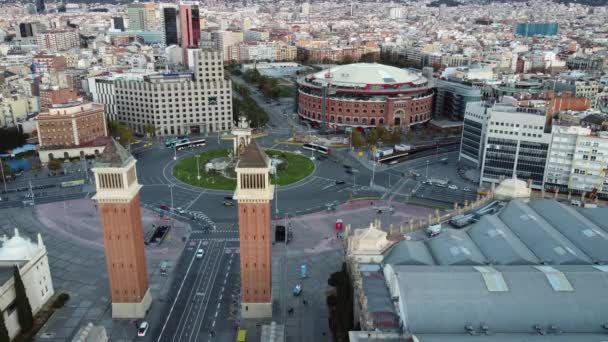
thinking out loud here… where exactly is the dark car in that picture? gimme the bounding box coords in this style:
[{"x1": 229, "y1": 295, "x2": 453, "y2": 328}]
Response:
[
  {"x1": 159, "y1": 204, "x2": 170, "y2": 211},
  {"x1": 345, "y1": 169, "x2": 353, "y2": 174},
  {"x1": 335, "y1": 180, "x2": 346, "y2": 185},
  {"x1": 224, "y1": 196, "x2": 234, "y2": 200}
]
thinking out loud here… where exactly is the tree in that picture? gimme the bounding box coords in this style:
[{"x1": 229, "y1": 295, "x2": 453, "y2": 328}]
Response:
[
  {"x1": 366, "y1": 128, "x2": 380, "y2": 146},
  {"x1": 350, "y1": 130, "x2": 365, "y2": 148},
  {"x1": 13, "y1": 266, "x2": 33, "y2": 332},
  {"x1": 388, "y1": 127, "x2": 402, "y2": 144},
  {"x1": 360, "y1": 52, "x2": 379, "y2": 63},
  {"x1": 143, "y1": 123, "x2": 157, "y2": 137},
  {"x1": 0, "y1": 127, "x2": 27, "y2": 153},
  {"x1": 0, "y1": 311, "x2": 9, "y2": 342},
  {"x1": 47, "y1": 158, "x2": 63, "y2": 171},
  {"x1": 108, "y1": 121, "x2": 135, "y2": 145}
]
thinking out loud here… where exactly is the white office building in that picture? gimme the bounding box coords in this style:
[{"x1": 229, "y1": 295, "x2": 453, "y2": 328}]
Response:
[
  {"x1": 91, "y1": 49, "x2": 232, "y2": 136},
  {"x1": 459, "y1": 98, "x2": 553, "y2": 189}
]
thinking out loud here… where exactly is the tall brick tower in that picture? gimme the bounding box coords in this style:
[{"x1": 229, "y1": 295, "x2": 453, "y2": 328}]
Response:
[
  {"x1": 93, "y1": 139, "x2": 152, "y2": 319},
  {"x1": 234, "y1": 141, "x2": 274, "y2": 318}
]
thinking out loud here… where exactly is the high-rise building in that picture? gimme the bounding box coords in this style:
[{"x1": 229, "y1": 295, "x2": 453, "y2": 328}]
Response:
[
  {"x1": 434, "y1": 78, "x2": 483, "y2": 120},
  {"x1": 474, "y1": 99, "x2": 552, "y2": 189},
  {"x1": 127, "y1": 2, "x2": 157, "y2": 31},
  {"x1": 35, "y1": 0, "x2": 45, "y2": 14},
  {"x1": 515, "y1": 22, "x2": 558, "y2": 37},
  {"x1": 545, "y1": 126, "x2": 608, "y2": 196},
  {"x1": 112, "y1": 17, "x2": 125, "y2": 32},
  {"x1": 92, "y1": 140, "x2": 152, "y2": 319},
  {"x1": 160, "y1": 4, "x2": 180, "y2": 47},
  {"x1": 36, "y1": 29, "x2": 79, "y2": 51},
  {"x1": 234, "y1": 140, "x2": 274, "y2": 318},
  {"x1": 179, "y1": 2, "x2": 201, "y2": 64},
  {"x1": 89, "y1": 49, "x2": 233, "y2": 136}
]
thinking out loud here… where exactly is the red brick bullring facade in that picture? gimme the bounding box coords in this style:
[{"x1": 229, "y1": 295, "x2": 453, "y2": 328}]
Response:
[{"x1": 296, "y1": 63, "x2": 434, "y2": 130}]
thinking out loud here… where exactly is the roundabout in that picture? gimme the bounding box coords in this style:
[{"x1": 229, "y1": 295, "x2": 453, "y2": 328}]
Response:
[{"x1": 173, "y1": 148, "x2": 315, "y2": 190}]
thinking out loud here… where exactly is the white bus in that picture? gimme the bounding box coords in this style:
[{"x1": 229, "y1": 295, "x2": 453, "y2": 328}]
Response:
[
  {"x1": 302, "y1": 143, "x2": 330, "y2": 155},
  {"x1": 175, "y1": 138, "x2": 206, "y2": 150}
]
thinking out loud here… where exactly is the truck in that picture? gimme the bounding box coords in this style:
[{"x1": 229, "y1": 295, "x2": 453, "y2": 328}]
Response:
[
  {"x1": 449, "y1": 214, "x2": 475, "y2": 228},
  {"x1": 394, "y1": 144, "x2": 412, "y2": 152},
  {"x1": 426, "y1": 224, "x2": 442, "y2": 237},
  {"x1": 374, "y1": 148, "x2": 394, "y2": 159}
]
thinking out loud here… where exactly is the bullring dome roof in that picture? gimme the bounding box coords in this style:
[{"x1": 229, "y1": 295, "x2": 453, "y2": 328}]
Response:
[{"x1": 311, "y1": 63, "x2": 427, "y2": 87}]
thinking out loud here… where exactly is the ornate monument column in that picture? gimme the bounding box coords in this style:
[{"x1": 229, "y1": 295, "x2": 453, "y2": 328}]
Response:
[
  {"x1": 232, "y1": 116, "x2": 253, "y2": 157},
  {"x1": 233, "y1": 140, "x2": 274, "y2": 318},
  {"x1": 92, "y1": 139, "x2": 152, "y2": 319}
]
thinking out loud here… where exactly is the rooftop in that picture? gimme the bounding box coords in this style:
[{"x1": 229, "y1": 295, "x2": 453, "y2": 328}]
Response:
[
  {"x1": 94, "y1": 138, "x2": 133, "y2": 168},
  {"x1": 237, "y1": 140, "x2": 269, "y2": 169},
  {"x1": 308, "y1": 63, "x2": 427, "y2": 87}
]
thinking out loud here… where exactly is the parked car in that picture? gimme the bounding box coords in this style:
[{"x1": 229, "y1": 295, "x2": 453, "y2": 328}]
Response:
[
  {"x1": 196, "y1": 249, "x2": 205, "y2": 259},
  {"x1": 335, "y1": 180, "x2": 346, "y2": 185},
  {"x1": 137, "y1": 322, "x2": 149, "y2": 337},
  {"x1": 159, "y1": 204, "x2": 170, "y2": 211},
  {"x1": 448, "y1": 184, "x2": 458, "y2": 190},
  {"x1": 223, "y1": 200, "x2": 234, "y2": 207}
]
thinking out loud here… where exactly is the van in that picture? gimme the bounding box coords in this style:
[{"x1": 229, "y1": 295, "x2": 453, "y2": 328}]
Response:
[{"x1": 571, "y1": 199, "x2": 582, "y2": 207}]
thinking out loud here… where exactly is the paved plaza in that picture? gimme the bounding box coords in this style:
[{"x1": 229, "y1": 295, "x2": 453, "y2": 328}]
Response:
[{"x1": 0, "y1": 199, "x2": 190, "y2": 341}]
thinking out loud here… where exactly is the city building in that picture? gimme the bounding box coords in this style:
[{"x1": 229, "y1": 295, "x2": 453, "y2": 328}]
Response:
[
  {"x1": 92, "y1": 139, "x2": 152, "y2": 319},
  {"x1": 39, "y1": 86, "x2": 79, "y2": 109},
  {"x1": 33, "y1": 53, "x2": 67, "y2": 73},
  {"x1": 515, "y1": 22, "x2": 558, "y2": 37},
  {"x1": 179, "y1": 2, "x2": 201, "y2": 64},
  {"x1": 347, "y1": 198, "x2": 608, "y2": 341},
  {"x1": 553, "y1": 78, "x2": 602, "y2": 106},
  {"x1": 234, "y1": 140, "x2": 274, "y2": 318},
  {"x1": 433, "y1": 78, "x2": 483, "y2": 120},
  {"x1": 112, "y1": 17, "x2": 125, "y2": 32},
  {"x1": 459, "y1": 101, "x2": 493, "y2": 168},
  {"x1": 478, "y1": 98, "x2": 552, "y2": 189},
  {"x1": 297, "y1": 63, "x2": 433, "y2": 130},
  {"x1": 160, "y1": 4, "x2": 180, "y2": 47},
  {"x1": 212, "y1": 30, "x2": 244, "y2": 62},
  {"x1": 127, "y1": 2, "x2": 157, "y2": 32},
  {"x1": 1, "y1": 93, "x2": 38, "y2": 127},
  {"x1": 35, "y1": 0, "x2": 45, "y2": 14},
  {"x1": 245, "y1": 29, "x2": 270, "y2": 42},
  {"x1": 36, "y1": 101, "x2": 108, "y2": 160},
  {"x1": 0, "y1": 229, "x2": 54, "y2": 340},
  {"x1": 101, "y1": 49, "x2": 232, "y2": 136},
  {"x1": 36, "y1": 29, "x2": 79, "y2": 52},
  {"x1": 545, "y1": 126, "x2": 608, "y2": 197}
]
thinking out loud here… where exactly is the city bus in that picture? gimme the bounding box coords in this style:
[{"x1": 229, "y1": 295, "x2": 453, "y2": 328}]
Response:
[
  {"x1": 302, "y1": 143, "x2": 330, "y2": 155},
  {"x1": 175, "y1": 138, "x2": 206, "y2": 150},
  {"x1": 165, "y1": 137, "x2": 190, "y2": 148},
  {"x1": 60, "y1": 179, "x2": 85, "y2": 188}
]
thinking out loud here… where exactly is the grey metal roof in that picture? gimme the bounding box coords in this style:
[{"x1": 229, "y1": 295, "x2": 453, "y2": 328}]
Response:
[
  {"x1": 389, "y1": 265, "x2": 608, "y2": 334},
  {"x1": 467, "y1": 215, "x2": 539, "y2": 265},
  {"x1": 361, "y1": 271, "x2": 400, "y2": 331},
  {"x1": 498, "y1": 200, "x2": 591, "y2": 265},
  {"x1": 528, "y1": 200, "x2": 608, "y2": 263},
  {"x1": 384, "y1": 240, "x2": 436, "y2": 266},
  {"x1": 577, "y1": 206, "x2": 608, "y2": 233},
  {"x1": 426, "y1": 229, "x2": 487, "y2": 265}
]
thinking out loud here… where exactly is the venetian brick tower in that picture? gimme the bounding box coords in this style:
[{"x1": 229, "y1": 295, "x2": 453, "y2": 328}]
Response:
[
  {"x1": 234, "y1": 140, "x2": 274, "y2": 318},
  {"x1": 92, "y1": 139, "x2": 152, "y2": 319}
]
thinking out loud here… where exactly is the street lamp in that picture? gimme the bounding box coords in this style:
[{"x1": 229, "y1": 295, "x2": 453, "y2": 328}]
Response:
[
  {"x1": 0, "y1": 158, "x2": 6, "y2": 192},
  {"x1": 426, "y1": 160, "x2": 430, "y2": 179},
  {"x1": 196, "y1": 155, "x2": 201, "y2": 181},
  {"x1": 173, "y1": 144, "x2": 177, "y2": 161}
]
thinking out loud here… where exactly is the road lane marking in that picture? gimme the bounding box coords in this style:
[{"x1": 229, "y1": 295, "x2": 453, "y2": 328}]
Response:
[{"x1": 157, "y1": 240, "x2": 202, "y2": 342}]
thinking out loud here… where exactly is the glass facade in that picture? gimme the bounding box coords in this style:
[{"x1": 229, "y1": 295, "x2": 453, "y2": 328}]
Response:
[
  {"x1": 515, "y1": 22, "x2": 558, "y2": 37},
  {"x1": 461, "y1": 119, "x2": 483, "y2": 162},
  {"x1": 162, "y1": 8, "x2": 179, "y2": 46},
  {"x1": 482, "y1": 138, "x2": 548, "y2": 186}
]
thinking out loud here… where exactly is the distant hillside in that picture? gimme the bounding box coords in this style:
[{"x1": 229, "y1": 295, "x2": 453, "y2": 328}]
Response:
[{"x1": 554, "y1": 0, "x2": 608, "y2": 5}]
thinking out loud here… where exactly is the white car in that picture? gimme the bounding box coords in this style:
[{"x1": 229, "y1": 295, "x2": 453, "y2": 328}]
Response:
[
  {"x1": 137, "y1": 321, "x2": 149, "y2": 337},
  {"x1": 196, "y1": 249, "x2": 205, "y2": 259},
  {"x1": 175, "y1": 207, "x2": 185, "y2": 214},
  {"x1": 448, "y1": 184, "x2": 458, "y2": 190}
]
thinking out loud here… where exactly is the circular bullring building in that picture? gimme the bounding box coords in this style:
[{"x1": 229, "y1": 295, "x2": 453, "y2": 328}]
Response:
[{"x1": 297, "y1": 63, "x2": 434, "y2": 130}]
